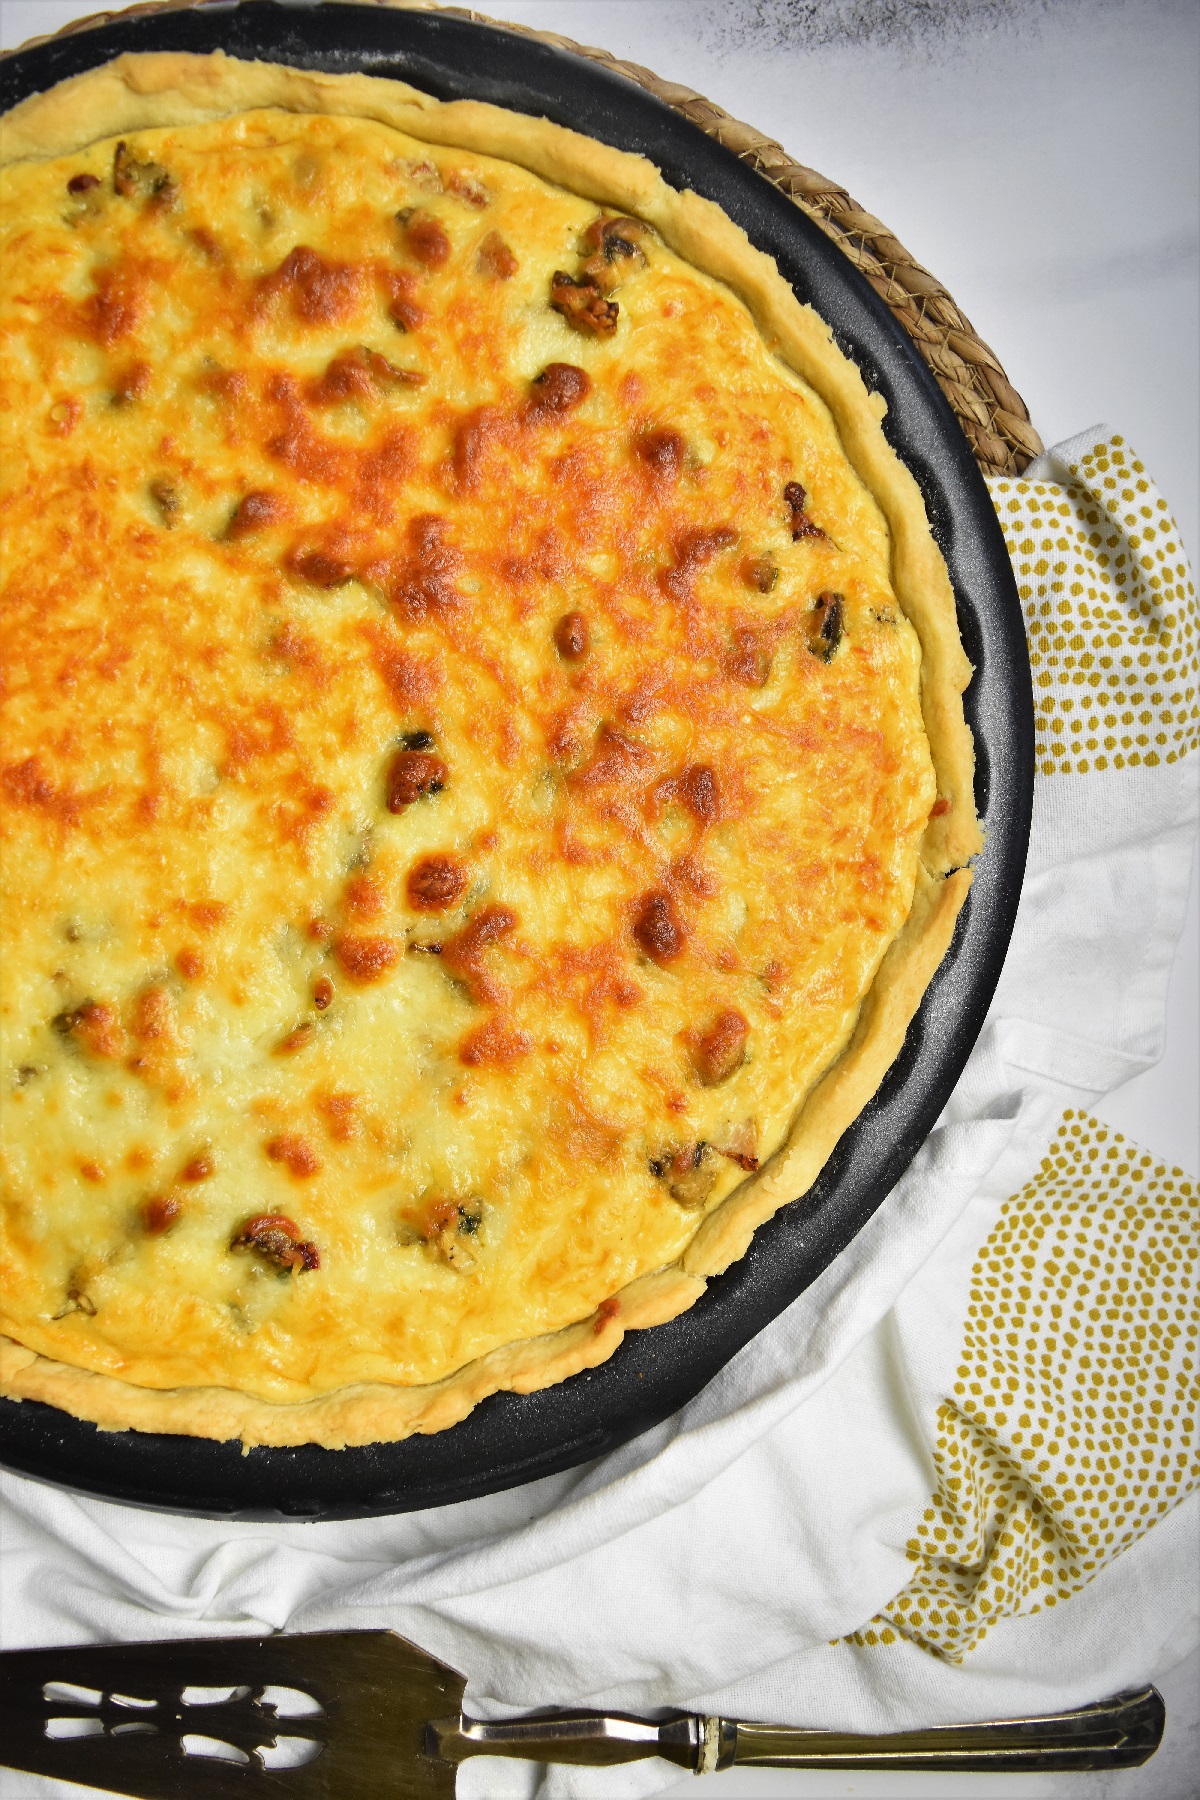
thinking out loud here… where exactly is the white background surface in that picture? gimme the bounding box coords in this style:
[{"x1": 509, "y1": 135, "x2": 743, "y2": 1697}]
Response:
[{"x1": 0, "y1": 1, "x2": 1196, "y2": 1795}]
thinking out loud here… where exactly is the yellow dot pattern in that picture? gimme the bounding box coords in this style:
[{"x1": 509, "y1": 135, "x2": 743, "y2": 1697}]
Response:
[
  {"x1": 848, "y1": 1111, "x2": 1198, "y2": 1661},
  {"x1": 988, "y1": 434, "x2": 1198, "y2": 777}
]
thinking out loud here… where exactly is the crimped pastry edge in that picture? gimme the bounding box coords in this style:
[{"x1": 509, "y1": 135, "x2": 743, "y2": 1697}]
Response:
[{"x1": 0, "y1": 51, "x2": 978, "y2": 1447}]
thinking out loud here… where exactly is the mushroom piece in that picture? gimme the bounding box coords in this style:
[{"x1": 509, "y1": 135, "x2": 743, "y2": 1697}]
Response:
[
  {"x1": 113, "y1": 139, "x2": 176, "y2": 206},
  {"x1": 807, "y1": 592, "x2": 845, "y2": 662},
  {"x1": 742, "y1": 555, "x2": 778, "y2": 593},
  {"x1": 402, "y1": 1198, "x2": 482, "y2": 1270},
  {"x1": 231, "y1": 1213, "x2": 320, "y2": 1272},
  {"x1": 784, "y1": 479, "x2": 825, "y2": 542},
  {"x1": 580, "y1": 214, "x2": 651, "y2": 290},
  {"x1": 649, "y1": 1142, "x2": 718, "y2": 1209},
  {"x1": 386, "y1": 746, "x2": 447, "y2": 812},
  {"x1": 550, "y1": 271, "x2": 619, "y2": 336},
  {"x1": 692, "y1": 1008, "x2": 749, "y2": 1086}
]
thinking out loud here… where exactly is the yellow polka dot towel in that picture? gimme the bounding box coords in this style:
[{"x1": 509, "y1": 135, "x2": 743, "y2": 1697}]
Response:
[
  {"x1": 1002, "y1": 430, "x2": 1197, "y2": 777},
  {"x1": 1, "y1": 430, "x2": 1196, "y2": 1800}
]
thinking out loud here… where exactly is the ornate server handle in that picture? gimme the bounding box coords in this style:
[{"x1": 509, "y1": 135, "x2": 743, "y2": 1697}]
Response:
[
  {"x1": 428, "y1": 1709, "x2": 702, "y2": 1770},
  {"x1": 428, "y1": 1685, "x2": 1164, "y2": 1774}
]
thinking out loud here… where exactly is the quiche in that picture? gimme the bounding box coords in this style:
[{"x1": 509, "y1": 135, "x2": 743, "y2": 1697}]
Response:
[{"x1": 0, "y1": 52, "x2": 980, "y2": 1448}]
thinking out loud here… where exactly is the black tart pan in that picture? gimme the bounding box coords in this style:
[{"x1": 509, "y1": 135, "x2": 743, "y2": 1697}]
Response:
[{"x1": 0, "y1": 0, "x2": 1033, "y2": 1519}]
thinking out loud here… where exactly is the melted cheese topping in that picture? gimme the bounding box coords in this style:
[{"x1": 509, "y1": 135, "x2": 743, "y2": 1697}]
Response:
[{"x1": 0, "y1": 112, "x2": 934, "y2": 1399}]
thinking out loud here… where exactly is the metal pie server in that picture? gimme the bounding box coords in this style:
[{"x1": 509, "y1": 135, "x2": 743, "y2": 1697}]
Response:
[{"x1": 0, "y1": 1630, "x2": 1164, "y2": 1794}]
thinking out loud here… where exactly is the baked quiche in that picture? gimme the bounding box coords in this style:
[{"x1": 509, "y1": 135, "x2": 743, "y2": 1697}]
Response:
[{"x1": 0, "y1": 53, "x2": 980, "y2": 1447}]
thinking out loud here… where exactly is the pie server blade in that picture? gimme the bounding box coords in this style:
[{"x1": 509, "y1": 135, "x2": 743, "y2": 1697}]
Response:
[{"x1": 0, "y1": 1629, "x2": 1165, "y2": 1795}]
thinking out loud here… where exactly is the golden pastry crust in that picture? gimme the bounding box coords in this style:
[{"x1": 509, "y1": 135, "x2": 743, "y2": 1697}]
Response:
[{"x1": 0, "y1": 53, "x2": 978, "y2": 1447}]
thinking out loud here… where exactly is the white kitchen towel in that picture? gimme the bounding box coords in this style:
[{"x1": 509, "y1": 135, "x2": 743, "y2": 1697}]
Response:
[{"x1": 1, "y1": 427, "x2": 1196, "y2": 1800}]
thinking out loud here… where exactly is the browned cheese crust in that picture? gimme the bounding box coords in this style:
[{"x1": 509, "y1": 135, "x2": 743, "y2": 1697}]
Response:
[{"x1": 0, "y1": 53, "x2": 979, "y2": 1447}]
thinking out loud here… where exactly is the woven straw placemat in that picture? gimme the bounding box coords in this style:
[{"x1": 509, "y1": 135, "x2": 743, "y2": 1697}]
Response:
[{"x1": 5, "y1": 0, "x2": 1044, "y2": 475}]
